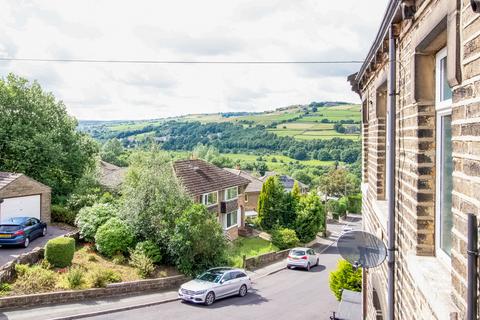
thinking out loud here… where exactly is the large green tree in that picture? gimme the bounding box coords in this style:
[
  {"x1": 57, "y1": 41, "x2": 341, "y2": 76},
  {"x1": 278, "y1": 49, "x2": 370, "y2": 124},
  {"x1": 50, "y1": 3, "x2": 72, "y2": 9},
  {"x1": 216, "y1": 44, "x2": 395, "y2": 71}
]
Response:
[
  {"x1": 169, "y1": 204, "x2": 227, "y2": 276},
  {"x1": 0, "y1": 74, "x2": 97, "y2": 197},
  {"x1": 295, "y1": 192, "x2": 325, "y2": 242},
  {"x1": 101, "y1": 139, "x2": 128, "y2": 167},
  {"x1": 120, "y1": 150, "x2": 192, "y2": 256},
  {"x1": 258, "y1": 176, "x2": 296, "y2": 230},
  {"x1": 318, "y1": 168, "x2": 360, "y2": 198}
]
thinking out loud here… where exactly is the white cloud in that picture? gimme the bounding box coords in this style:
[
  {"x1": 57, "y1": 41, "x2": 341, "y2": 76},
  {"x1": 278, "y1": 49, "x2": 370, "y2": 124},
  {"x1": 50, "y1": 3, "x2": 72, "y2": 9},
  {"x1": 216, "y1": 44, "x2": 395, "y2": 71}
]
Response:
[{"x1": 0, "y1": 0, "x2": 387, "y2": 120}]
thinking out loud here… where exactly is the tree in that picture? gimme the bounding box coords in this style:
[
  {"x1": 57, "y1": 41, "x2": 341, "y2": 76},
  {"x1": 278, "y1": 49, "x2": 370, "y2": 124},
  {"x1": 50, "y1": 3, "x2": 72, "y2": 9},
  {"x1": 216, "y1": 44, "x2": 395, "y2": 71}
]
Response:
[
  {"x1": 317, "y1": 150, "x2": 332, "y2": 161},
  {"x1": 120, "y1": 150, "x2": 192, "y2": 255},
  {"x1": 169, "y1": 204, "x2": 227, "y2": 276},
  {"x1": 329, "y1": 259, "x2": 362, "y2": 301},
  {"x1": 253, "y1": 161, "x2": 268, "y2": 176},
  {"x1": 101, "y1": 139, "x2": 128, "y2": 166},
  {"x1": 318, "y1": 169, "x2": 360, "y2": 198},
  {"x1": 340, "y1": 148, "x2": 360, "y2": 164},
  {"x1": 291, "y1": 181, "x2": 301, "y2": 201},
  {"x1": 295, "y1": 192, "x2": 325, "y2": 242},
  {"x1": 258, "y1": 176, "x2": 287, "y2": 230},
  {"x1": 0, "y1": 74, "x2": 98, "y2": 198}
]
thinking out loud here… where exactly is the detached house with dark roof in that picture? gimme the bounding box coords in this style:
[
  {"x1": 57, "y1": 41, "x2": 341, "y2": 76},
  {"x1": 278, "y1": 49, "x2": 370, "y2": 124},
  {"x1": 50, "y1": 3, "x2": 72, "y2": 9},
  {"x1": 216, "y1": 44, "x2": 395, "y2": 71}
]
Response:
[
  {"x1": 173, "y1": 159, "x2": 250, "y2": 240},
  {"x1": 0, "y1": 172, "x2": 51, "y2": 223}
]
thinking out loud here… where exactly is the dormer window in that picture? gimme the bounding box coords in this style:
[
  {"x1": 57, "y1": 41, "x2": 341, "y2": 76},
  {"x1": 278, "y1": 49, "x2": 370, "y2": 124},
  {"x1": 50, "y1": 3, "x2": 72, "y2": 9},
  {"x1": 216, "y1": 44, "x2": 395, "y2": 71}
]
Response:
[{"x1": 202, "y1": 191, "x2": 218, "y2": 206}]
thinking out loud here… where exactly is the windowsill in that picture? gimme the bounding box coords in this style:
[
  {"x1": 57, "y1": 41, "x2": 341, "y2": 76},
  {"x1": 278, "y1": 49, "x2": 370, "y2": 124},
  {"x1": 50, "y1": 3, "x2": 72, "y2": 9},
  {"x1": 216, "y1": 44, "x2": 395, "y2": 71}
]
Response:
[
  {"x1": 224, "y1": 197, "x2": 238, "y2": 202},
  {"x1": 406, "y1": 254, "x2": 455, "y2": 319},
  {"x1": 225, "y1": 224, "x2": 238, "y2": 231},
  {"x1": 205, "y1": 203, "x2": 218, "y2": 208}
]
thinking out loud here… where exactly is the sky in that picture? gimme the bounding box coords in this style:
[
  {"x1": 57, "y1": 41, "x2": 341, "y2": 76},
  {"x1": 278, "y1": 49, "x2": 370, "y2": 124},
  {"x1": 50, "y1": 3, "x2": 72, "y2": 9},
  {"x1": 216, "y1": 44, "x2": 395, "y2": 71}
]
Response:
[{"x1": 0, "y1": 0, "x2": 387, "y2": 120}]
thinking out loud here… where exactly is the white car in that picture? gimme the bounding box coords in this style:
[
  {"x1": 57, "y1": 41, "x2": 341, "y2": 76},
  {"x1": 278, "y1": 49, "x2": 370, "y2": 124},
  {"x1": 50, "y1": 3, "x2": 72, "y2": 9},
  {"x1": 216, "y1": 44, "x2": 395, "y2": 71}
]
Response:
[
  {"x1": 286, "y1": 247, "x2": 319, "y2": 271},
  {"x1": 178, "y1": 267, "x2": 252, "y2": 306}
]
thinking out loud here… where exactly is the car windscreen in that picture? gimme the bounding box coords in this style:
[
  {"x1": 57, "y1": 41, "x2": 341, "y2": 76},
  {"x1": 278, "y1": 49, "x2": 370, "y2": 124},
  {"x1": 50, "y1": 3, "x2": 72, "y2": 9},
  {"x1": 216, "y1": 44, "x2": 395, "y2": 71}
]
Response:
[
  {"x1": 197, "y1": 272, "x2": 222, "y2": 283},
  {"x1": 290, "y1": 250, "x2": 306, "y2": 256},
  {"x1": 0, "y1": 225, "x2": 21, "y2": 232}
]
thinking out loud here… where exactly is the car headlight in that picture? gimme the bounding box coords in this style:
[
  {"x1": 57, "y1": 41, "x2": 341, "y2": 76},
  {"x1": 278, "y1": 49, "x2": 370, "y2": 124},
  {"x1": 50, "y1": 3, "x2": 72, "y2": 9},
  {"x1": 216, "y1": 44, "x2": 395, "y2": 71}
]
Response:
[{"x1": 195, "y1": 290, "x2": 207, "y2": 295}]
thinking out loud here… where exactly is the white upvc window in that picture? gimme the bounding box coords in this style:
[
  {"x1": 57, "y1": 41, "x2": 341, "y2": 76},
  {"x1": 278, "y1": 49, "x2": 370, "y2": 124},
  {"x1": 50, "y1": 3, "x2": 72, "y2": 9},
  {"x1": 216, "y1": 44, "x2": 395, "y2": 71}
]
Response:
[
  {"x1": 244, "y1": 193, "x2": 249, "y2": 203},
  {"x1": 202, "y1": 191, "x2": 218, "y2": 207},
  {"x1": 224, "y1": 186, "x2": 238, "y2": 201},
  {"x1": 224, "y1": 210, "x2": 238, "y2": 229},
  {"x1": 435, "y1": 47, "x2": 453, "y2": 261}
]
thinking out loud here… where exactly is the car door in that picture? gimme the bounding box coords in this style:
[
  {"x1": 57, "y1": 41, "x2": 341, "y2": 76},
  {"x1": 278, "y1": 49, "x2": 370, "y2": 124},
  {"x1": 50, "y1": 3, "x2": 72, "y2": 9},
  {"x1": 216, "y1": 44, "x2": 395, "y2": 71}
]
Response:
[
  {"x1": 308, "y1": 249, "x2": 316, "y2": 265},
  {"x1": 23, "y1": 219, "x2": 34, "y2": 239},
  {"x1": 31, "y1": 219, "x2": 41, "y2": 239},
  {"x1": 219, "y1": 272, "x2": 239, "y2": 297}
]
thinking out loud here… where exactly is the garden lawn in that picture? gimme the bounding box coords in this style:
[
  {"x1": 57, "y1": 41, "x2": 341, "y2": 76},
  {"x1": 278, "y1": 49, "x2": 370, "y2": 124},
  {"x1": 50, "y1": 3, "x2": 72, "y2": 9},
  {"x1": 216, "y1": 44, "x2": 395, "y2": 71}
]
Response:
[{"x1": 228, "y1": 237, "x2": 279, "y2": 267}]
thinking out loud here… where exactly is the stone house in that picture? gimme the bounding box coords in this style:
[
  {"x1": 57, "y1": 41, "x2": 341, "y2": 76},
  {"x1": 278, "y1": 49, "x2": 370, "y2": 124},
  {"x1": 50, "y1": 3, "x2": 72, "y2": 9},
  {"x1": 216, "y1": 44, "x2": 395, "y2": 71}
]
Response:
[
  {"x1": 173, "y1": 159, "x2": 250, "y2": 240},
  {"x1": 349, "y1": 0, "x2": 480, "y2": 319},
  {"x1": 98, "y1": 160, "x2": 127, "y2": 191},
  {"x1": 224, "y1": 168, "x2": 264, "y2": 217},
  {"x1": 261, "y1": 172, "x2": 309, "y2": 194},
  {"x1": 0, "y1": 172, "x2": 51, "y2": 223}
]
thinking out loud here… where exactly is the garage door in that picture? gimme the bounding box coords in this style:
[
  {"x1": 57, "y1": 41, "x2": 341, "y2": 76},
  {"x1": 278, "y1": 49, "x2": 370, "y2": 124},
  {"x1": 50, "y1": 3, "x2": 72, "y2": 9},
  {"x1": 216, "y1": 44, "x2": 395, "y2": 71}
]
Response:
[{"x1": 0, "y1": 195, "x2": 41, "y2": 221}]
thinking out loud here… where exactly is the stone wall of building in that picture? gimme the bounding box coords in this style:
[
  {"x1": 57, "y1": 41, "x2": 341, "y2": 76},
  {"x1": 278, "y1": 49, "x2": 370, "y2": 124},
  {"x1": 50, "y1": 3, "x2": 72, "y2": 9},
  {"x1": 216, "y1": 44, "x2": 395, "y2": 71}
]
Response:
[{"x1": 360, "y1": 0, "x2": 480, "y2": 319}]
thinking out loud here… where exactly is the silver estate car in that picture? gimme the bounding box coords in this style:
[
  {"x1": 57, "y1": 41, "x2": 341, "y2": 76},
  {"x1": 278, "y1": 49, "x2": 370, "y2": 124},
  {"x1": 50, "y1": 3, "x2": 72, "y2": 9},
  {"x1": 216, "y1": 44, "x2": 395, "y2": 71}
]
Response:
[
  {"x1": 178, "y1": 267, "x2": 252, "y2": 306},
  {"x1": 286, "y1": 247, "x2": 319, "y2": 271}
]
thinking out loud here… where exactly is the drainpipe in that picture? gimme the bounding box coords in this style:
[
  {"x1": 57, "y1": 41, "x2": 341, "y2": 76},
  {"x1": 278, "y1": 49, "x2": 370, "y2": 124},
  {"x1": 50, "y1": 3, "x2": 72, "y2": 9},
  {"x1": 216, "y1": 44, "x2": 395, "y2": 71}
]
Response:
[
  {"x1": 386, "y1": 25, "x2": 397, "y2": 320},
  {"x1": 467, "y1": 213, "x2": 478, "y2": 320}
]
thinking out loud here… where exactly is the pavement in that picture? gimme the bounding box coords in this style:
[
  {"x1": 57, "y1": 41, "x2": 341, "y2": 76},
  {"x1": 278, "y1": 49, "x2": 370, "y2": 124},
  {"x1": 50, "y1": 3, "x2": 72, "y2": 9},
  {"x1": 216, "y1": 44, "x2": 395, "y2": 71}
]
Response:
[
  {"x1": 0, "y1": 215, "x2": 362, "y2": 320},
  {"x1": 0, "y1": 224, "x2": 73, "y2": 266}
]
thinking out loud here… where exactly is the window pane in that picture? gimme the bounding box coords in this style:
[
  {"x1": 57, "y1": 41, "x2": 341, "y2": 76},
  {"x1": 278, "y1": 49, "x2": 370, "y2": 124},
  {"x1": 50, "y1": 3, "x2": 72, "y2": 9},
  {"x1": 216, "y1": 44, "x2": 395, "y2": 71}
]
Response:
[
  {"x1": 440, "y1": 57, "x2": 452, "y2": 102},
  {"x1": 225, "y1": 187, "x2": 238, "y2": 200},
  {"x1": 440, "y1": 115, "x2": 453, "y2": 256}
]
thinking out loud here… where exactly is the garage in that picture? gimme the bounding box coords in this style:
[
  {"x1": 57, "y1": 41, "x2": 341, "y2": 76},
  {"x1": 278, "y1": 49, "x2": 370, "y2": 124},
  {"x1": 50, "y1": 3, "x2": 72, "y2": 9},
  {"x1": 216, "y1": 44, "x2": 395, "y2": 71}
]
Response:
[
  {"x1": 0, "y1": 195, "x2": 41, "y2": 221},
  {"x1": 0, "y1": 172, "x2": 51, "y2": 223}
]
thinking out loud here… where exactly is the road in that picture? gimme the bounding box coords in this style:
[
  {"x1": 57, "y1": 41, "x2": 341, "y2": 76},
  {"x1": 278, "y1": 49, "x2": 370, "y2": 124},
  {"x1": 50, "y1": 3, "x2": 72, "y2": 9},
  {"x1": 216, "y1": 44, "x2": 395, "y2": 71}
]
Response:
[{"x1": 86, "y1": 248, "x2": 345, "y2": 320}]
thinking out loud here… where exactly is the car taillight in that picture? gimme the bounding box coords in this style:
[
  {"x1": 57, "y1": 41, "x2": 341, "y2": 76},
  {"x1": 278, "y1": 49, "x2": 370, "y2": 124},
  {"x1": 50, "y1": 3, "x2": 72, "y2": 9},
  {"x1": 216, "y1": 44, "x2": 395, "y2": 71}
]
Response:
[
  {"x1": 287, "y1": 255, "x2": 291, "y2": 259},
  {"x1": 13, "y1": 230, "x2": 25, "y2": 237},
  {"x1": 301, "y1": 256, "x2": 308, "y2": 260}
]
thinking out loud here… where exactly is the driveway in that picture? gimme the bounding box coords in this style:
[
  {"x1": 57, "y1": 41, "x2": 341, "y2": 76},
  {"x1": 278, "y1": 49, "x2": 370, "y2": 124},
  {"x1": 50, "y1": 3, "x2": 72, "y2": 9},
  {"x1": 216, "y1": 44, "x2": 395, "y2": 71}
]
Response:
[{"x1": 0, "y1": 224, "x2": 74, "y2": 266}]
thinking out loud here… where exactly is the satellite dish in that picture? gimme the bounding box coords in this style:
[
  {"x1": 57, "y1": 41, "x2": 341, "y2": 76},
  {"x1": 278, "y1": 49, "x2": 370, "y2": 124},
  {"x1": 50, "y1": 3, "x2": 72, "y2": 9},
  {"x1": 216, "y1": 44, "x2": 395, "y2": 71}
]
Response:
[{"x1": 337, "y1": 230, "x2": 387, "y2": 269}]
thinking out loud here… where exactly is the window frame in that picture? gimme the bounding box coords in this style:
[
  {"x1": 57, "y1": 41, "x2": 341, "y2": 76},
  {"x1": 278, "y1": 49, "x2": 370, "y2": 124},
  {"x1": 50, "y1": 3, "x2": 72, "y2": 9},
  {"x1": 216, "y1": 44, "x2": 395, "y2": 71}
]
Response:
[
  {"x1": 435, "y1": 47, "x2": 453, "y2": 263},
  {"x1": 224, "y1": 186, "x2": 239, "y2": 201},
  {"x1": 224, "y1": 210, "x2": 238, "y2": 230},
  {"x1": 202, "y1": 191, "x2": 218, "y2": 207}
]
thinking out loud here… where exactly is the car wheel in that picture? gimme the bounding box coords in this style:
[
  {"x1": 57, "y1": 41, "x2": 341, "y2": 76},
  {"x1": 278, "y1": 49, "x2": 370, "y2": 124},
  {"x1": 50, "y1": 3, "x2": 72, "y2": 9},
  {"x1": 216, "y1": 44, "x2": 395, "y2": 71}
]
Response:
[
  {"x1": 306, "y1": 262, "x2": 311, "y2": 271},
  {"x1": 204, "y1": 291, "x2": 215, "y2": 306},
  {"x1": 315, "y1": 258, "x2": 319, "y2": 266},
  {"x1": 239, "y1": 284, "x2": 248, "y2": 297},
  {"x1": 41, "y1": 227, "x2": 47, "y2": 237},
  {"x1": 23, "y1": 237, "x2": 30, "y2": 248}
]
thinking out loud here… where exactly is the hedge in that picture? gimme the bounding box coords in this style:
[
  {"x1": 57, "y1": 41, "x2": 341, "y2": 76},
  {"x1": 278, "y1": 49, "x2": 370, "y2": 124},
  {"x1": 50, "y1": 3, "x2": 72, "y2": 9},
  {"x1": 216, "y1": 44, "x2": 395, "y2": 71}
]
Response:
[
  {"x1": 51, "y1": 204, "x2": 76, "y2": 226},
  {"x1": 45, "y1": 237, "x2": 75, "y2": 268}
]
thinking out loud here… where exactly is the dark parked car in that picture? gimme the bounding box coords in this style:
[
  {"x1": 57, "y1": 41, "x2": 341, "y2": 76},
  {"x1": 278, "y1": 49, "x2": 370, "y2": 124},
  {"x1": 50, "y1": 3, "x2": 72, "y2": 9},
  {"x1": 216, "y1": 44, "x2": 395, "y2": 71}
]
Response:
[{"x1": 0, "y1": 217, "x2": 47, "y2": 248}]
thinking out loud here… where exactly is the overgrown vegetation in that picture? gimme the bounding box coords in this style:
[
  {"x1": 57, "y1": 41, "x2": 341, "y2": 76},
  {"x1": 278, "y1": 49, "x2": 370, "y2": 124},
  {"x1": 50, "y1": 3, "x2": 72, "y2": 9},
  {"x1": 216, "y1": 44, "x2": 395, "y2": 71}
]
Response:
[{"x1": 329, "y1": 259, "x2": 362, "y2": 301}]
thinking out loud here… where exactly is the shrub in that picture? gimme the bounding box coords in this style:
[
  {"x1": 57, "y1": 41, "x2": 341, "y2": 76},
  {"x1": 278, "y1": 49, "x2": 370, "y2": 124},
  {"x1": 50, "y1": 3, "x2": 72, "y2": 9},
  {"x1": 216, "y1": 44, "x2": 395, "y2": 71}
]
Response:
[
  {"x1": 87, "y1": 255, "x2": 97, "y2": 262},
  {"x1": 112, "y1": 253, "x2": 126, "y2": 265},
  {"x1": 94, "y1": 217, "x2": 135, "y2": 257},
  {"x1": 51, "y1": 204, "x2": 76, "y2": 226},
  {"x1": 66, "y1": 267, "x2": 85, "y2": 289},
  {"x1": 14, "y1": 265, "x2": 56, "y2": 294},
  {"x1": 75, "y1": 203, "x2": 117, "y2": 242},
  {"x1": 337, "y1": 197, "x2": 348, "y2": 217},
  {"x1": 346, "y1": 194, "x2": 362, "y2": 214},
  {"x1": 40, "y1": 259, "x2": 53, "y2": 270},
  {"x1": 169, "y1": 204, "x2": 227, "y2": 276},
  {"x1": 295, "y1": 193, "x2": 325, "y2": 243},
  {"x1": 45, "y1": 237, "x2": 75, "y2": 268},
  {"x1": 129, "y1": 250, "x2": 155, "y2": 279},
  {"x1": 271, "y1": 228, "x2": 299, "y2": 250},
  {"x1": 135, "y1": 241, "x2": 162, "y2": 264},
  {"x1": 329, "y1": 259, "x2": 362, "y2": 301},
  {"x1": 0, "y1": 283, "x2": 11, "y2": 296},
  {"x1": 88, "y1": 268, "x2": 121, "y2": 288}
]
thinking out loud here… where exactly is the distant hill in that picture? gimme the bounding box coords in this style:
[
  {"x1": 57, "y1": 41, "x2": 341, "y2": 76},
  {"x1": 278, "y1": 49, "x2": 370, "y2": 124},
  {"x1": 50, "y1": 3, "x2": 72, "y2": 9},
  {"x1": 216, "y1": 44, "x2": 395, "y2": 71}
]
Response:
[{"x1": 79, "y1": 101, "x2": 360, "y2": 142}]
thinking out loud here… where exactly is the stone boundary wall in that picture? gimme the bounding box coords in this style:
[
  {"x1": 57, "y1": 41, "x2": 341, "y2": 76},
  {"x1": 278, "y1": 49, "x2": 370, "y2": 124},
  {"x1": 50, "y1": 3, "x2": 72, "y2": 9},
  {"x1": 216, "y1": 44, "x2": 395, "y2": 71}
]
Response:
[
  {"x1": 0, "y1": 275, "x2": 187, "y2": 309},
  {"x1": 243, "y1": 249, "x2": 290, "y2": 270},
  {"x1": 0, "y1": 231, "x2": 80, "y2": 283}
]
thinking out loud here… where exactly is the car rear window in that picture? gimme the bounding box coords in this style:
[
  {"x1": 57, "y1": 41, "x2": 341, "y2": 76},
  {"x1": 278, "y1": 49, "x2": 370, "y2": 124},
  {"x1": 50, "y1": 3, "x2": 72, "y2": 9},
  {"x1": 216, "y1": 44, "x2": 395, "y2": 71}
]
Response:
[
  {"x1": 290, "y1": 250, "x2": 306, "y2": 256},
  {"x1": 0, "y1": 225, "x2": 21, "y2": 232}
]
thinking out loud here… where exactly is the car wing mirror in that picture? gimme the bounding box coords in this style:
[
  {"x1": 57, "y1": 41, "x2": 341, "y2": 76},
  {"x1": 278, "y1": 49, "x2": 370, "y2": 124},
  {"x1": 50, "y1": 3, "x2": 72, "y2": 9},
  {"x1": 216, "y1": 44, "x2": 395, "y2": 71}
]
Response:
[{"x1": 220, "y1": 279, "x2": 225, "y2": 284}]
